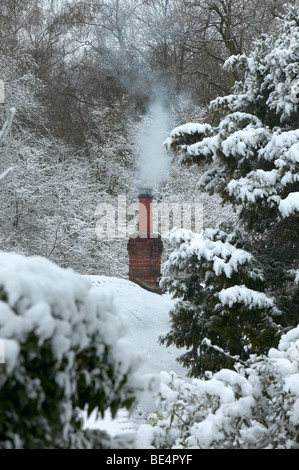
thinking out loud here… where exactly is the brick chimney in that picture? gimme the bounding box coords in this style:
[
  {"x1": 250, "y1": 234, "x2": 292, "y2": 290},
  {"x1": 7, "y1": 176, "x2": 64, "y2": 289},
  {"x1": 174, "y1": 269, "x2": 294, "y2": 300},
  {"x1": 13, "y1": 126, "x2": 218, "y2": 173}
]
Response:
[{"x1": 127, "y1": 188, "x2": 163, "y2": 291}]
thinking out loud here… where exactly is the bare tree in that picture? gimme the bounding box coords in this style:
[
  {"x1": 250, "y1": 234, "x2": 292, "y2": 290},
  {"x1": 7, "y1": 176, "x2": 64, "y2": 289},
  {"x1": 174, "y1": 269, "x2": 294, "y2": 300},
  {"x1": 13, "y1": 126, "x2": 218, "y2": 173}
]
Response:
[{"x1": 177, "y1": 0, "x2": 293, "y2": 97}]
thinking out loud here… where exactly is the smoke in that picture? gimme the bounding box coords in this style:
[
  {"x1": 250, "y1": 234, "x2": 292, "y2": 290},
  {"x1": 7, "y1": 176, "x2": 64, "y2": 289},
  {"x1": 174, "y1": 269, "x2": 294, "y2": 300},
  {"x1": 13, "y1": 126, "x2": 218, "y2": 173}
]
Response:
[{"x1": 134, "y1": 98, "x2": 171, "y2": 188}]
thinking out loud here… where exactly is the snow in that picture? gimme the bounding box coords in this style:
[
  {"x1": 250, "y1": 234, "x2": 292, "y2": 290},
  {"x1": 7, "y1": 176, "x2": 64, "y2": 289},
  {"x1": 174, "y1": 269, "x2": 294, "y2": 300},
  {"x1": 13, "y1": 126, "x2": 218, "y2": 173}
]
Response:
[
  {"x1": 279, "y1": 192, "x2": 299, "y2": 217},
  {"x1": 82, "y1": 275, "x2": 186, "y2": 435},
  {"x1": 187, "y1": 134, "x2": 219, "y2": 158},
  {"x1": 260, "y1": 129, "x2": 299, "y2": 161},
  {"x1": 163, "y1": 123, "x2": 212, "y2": 151},
  {"x1": 165, "y1": 228, "x2": 253, "y2": 280},
  {"x1": 169, "y1": 123, "x2": 212, "y2": 138},
  {"x1": 221, "y1": 127, "x2": 268, "y2": 158},
  {"x1": 218, "y1": 285, "x2": 274, "y2": 309},
  {"x1": 0, "y1": 252, "x2": 107, "y2": 366},
  {"x1": 1, "y1": 338, "x2": 20, "y2": 374}
]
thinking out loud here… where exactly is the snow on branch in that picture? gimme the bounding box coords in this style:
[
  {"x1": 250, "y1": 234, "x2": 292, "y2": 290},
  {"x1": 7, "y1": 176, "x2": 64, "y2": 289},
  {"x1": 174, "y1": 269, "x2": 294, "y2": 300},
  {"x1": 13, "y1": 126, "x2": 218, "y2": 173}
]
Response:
[
  {"x1": 217, "y1": 285, "x2": 274, "y2": 310},
  {"x1": 279, "y1": 192, "x2": 299, "y2": 217}
]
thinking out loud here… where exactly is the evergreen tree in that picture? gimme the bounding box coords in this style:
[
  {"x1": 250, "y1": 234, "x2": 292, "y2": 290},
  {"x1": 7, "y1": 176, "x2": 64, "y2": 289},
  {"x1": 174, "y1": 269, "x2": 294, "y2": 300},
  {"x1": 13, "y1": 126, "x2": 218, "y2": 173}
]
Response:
[{"x1": 161, "y1": 5, "x2": 299, "y2": 376}]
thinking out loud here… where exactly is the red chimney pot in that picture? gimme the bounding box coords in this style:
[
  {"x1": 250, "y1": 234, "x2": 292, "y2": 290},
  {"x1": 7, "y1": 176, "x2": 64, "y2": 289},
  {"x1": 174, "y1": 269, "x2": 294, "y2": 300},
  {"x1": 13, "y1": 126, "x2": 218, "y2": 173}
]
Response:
[{"x1": 127, "y1": 188, "x2": 163, "y2": 290}]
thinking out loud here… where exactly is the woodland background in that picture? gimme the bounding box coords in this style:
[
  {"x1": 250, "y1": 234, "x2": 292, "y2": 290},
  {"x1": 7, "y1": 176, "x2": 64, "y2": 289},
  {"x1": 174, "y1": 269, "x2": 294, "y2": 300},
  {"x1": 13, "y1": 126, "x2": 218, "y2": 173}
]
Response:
[{"x1": 0, "y1": 0, "x2": 292, "y2": 276}]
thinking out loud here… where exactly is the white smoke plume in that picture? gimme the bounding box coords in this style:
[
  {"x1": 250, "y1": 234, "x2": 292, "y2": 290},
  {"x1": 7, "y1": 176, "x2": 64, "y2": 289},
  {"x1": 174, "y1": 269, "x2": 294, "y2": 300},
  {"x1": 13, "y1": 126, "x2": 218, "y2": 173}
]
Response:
[{"x1": 134, "y1": 99, "x2": 171, "y2": 188}]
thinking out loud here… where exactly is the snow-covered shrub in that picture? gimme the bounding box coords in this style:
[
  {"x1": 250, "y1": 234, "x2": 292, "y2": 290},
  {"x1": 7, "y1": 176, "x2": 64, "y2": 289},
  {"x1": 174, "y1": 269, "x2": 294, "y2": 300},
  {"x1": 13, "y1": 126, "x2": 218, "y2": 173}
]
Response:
[
  {"x1": 138, "y1": 326, "x2": 299, "y2": 449},
  {"x1": 0, "y1": 251, "x2": 149, "y2": 449}
]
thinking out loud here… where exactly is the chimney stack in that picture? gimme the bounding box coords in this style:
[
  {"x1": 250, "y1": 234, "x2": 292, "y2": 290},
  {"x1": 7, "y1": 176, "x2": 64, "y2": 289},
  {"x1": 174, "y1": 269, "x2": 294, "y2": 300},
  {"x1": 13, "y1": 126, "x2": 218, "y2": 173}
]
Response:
[{"x1": 127, "y1": 188, "x2": 163, "y2": 291}]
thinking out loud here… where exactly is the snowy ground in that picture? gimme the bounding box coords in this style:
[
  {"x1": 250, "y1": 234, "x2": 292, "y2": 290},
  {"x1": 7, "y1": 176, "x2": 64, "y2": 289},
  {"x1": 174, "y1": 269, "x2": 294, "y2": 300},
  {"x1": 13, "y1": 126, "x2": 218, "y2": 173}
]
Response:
[{"x1": 82, "y1": 275, "x2": 186, "y2": 436}]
